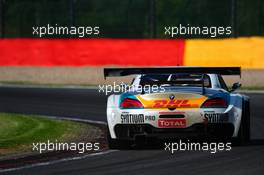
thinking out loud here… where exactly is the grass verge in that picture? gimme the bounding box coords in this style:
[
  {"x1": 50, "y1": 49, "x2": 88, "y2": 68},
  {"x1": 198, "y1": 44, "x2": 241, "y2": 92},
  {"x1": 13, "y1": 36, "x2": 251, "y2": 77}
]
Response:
[{"x1": 0, "y1": 113, "x2": 97, "y2": 157}]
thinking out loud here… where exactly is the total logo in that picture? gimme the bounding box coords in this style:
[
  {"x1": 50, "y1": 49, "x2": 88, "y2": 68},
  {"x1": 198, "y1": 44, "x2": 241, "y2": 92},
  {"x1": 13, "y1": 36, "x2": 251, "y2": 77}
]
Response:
[{"x1": 158, "y1": 119, "x2": 186, "y2": 128}]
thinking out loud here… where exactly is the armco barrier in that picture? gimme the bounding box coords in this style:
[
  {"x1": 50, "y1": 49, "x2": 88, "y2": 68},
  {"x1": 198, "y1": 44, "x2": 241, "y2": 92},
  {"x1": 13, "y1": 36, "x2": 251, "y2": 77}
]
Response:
[
  {"x1": 0, "y1": 37, "x2": 263, "y2": 68},
  {"x1": 184, "y1": 37, "x2": 264, "y2": 69},
  {"x1": 0, "y1": 39, "x2": 184, "y2": 66}
]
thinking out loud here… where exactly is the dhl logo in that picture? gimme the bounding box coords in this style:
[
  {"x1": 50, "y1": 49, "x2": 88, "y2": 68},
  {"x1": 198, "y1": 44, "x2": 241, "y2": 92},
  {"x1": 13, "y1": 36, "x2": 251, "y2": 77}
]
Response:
[
  {"x1": 153, "y1": 99, "x2": 199, "y2": 108},
  {"x1": 137, "y1": 95, "x2": 207, "y2": 109}
]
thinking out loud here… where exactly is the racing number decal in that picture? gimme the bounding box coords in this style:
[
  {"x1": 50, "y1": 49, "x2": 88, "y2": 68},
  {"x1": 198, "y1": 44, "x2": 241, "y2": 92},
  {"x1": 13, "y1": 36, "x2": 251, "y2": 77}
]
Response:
[{"x1": 153, "y1": 99, "x2": 199, "y2": 108}]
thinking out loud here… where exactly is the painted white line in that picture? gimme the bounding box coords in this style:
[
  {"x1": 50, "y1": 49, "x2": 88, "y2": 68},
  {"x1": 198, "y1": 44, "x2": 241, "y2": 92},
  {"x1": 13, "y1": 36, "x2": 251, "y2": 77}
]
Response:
[
  {"x1": 0, "y1": 150, "x2": 117, "y2": 173},
  {"x1": 44, "y1": 116, "x2": 107, "y2": 125}
]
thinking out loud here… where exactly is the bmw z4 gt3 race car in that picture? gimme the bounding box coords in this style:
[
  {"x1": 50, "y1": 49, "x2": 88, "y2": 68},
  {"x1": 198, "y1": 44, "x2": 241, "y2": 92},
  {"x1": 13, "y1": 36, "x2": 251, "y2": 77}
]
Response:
[{"x1": 104, "y1": 67, "x2": 250, "y2": 148}]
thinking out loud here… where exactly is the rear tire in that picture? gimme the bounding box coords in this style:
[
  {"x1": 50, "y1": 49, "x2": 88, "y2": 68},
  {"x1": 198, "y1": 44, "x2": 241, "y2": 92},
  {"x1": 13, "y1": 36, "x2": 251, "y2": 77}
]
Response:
[
  {"x1": 237, "y1": 99, "x2": 250, "y2": 145},
  {"x1": 107, "y1": 126, "x2": 131, "y2": 150}
]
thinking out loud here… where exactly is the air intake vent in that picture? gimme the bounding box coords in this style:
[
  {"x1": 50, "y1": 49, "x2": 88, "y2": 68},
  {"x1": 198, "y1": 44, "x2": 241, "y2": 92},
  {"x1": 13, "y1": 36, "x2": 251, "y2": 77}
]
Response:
[{"x1": 159, "y1": 115, "x2": 185, "y2": 118}]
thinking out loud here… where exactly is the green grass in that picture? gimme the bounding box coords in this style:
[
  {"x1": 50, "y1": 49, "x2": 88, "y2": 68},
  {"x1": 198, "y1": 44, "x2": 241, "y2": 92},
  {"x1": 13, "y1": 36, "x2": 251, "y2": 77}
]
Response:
[{"x1": 0, "y1": 113, "x2": 90, "y2": 155}]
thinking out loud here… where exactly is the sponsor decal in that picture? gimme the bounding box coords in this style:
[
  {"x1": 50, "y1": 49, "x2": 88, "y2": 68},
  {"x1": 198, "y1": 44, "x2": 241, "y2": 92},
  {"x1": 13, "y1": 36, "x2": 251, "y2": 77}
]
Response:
[
  {"x1": 204, "y1": 112, "x2": 228, "y2": 123},
  {"x1": 158, "y1": 119, "x2": 186, "y2": 128},
  {"x1": 145, "y1": 115, "x2": 156, "y2": 121},
  {"x1": 153, "y1": 99, "x2": 199, "y2": 108},
  {"x1": 121, "y1": 113, "x2": 144, "y2": 124}
]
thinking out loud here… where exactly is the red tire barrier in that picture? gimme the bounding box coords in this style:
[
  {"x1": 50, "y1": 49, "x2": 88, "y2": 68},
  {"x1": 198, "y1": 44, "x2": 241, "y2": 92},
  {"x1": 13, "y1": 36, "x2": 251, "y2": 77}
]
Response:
[{"x1": 0, "y1": 39, "x2": 185, "y2": 66}]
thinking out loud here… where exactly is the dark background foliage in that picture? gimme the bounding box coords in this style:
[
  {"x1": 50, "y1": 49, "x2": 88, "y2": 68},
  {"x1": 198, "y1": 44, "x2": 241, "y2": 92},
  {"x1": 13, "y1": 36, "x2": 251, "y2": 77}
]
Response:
[{"x1": 0, "y1": 0, "x2": 263, "y2": 38}]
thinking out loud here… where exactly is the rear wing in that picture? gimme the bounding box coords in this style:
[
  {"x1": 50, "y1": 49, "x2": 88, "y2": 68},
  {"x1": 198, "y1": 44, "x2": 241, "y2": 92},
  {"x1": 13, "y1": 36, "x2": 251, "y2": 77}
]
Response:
[{"x1": 104, "y1": 67, "x2": 241, "y2": 79}]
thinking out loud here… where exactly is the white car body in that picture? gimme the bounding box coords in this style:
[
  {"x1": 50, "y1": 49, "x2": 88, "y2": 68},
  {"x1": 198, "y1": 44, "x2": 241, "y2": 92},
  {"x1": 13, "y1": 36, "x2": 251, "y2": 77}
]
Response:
[{"x1": 105, "y1": 67, "x2": 250, "y2": 144}]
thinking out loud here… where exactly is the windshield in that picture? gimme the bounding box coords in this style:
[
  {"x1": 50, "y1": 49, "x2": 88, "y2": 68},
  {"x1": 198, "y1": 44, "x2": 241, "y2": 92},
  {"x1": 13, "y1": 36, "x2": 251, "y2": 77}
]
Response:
[{"x1": 139, "y1": 74, "x2": 211, "y2": 88}]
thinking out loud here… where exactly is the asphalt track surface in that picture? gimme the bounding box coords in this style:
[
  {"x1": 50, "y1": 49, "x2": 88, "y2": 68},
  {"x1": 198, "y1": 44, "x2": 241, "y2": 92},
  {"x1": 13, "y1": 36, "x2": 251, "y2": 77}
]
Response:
[{"x1": 0, "y1": 87, "x2": 263, "y2": 175}]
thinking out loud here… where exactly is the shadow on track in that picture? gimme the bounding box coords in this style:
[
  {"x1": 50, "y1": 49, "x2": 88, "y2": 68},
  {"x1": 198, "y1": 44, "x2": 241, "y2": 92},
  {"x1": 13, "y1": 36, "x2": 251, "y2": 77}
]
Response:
[{"x1": 249, "y1": 139, "x2": 264, "y2": 146}]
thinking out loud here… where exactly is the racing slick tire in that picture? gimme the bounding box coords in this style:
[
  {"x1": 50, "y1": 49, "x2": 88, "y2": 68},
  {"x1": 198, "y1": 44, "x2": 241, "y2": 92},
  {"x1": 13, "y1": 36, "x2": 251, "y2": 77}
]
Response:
[
  {"x1": 107, "y1": 126, "x2": 131, "y2": 150},
  {"x1": 237, "y1": 98, "x2": 250, "y2": 146}
]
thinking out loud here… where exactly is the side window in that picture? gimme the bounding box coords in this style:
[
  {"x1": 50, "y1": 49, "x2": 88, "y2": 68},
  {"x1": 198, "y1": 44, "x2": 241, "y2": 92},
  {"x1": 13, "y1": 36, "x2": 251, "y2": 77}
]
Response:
[
  {"x1": 218, "y1": 75, "x2": 228, "y2": 91},
  {"x1": 203, "y1": 75, "x2": 211, "y2": 88}
]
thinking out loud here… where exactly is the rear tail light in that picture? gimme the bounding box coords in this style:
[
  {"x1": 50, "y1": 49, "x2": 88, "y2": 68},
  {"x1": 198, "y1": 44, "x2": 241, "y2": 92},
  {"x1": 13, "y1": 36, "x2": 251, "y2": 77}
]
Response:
[
  {"x1": 120, "y1": 98, "x2": 144, "y2": 109},
  {"x1": 201, "y1": 98, "x2": 227, "y2": 108}
]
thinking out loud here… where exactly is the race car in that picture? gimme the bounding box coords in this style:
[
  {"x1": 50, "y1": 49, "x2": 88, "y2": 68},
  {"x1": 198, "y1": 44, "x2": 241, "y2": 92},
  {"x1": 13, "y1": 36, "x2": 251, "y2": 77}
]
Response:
[{"x1": 104, "y1": 67, "x2": 250, "y2": 148}]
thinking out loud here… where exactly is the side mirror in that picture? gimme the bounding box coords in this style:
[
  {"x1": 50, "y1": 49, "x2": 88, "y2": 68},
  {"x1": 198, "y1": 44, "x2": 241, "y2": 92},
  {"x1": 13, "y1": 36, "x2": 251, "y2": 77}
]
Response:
[{"x1": 230, "y1": 82, "x2": 241, "y2": 92}]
